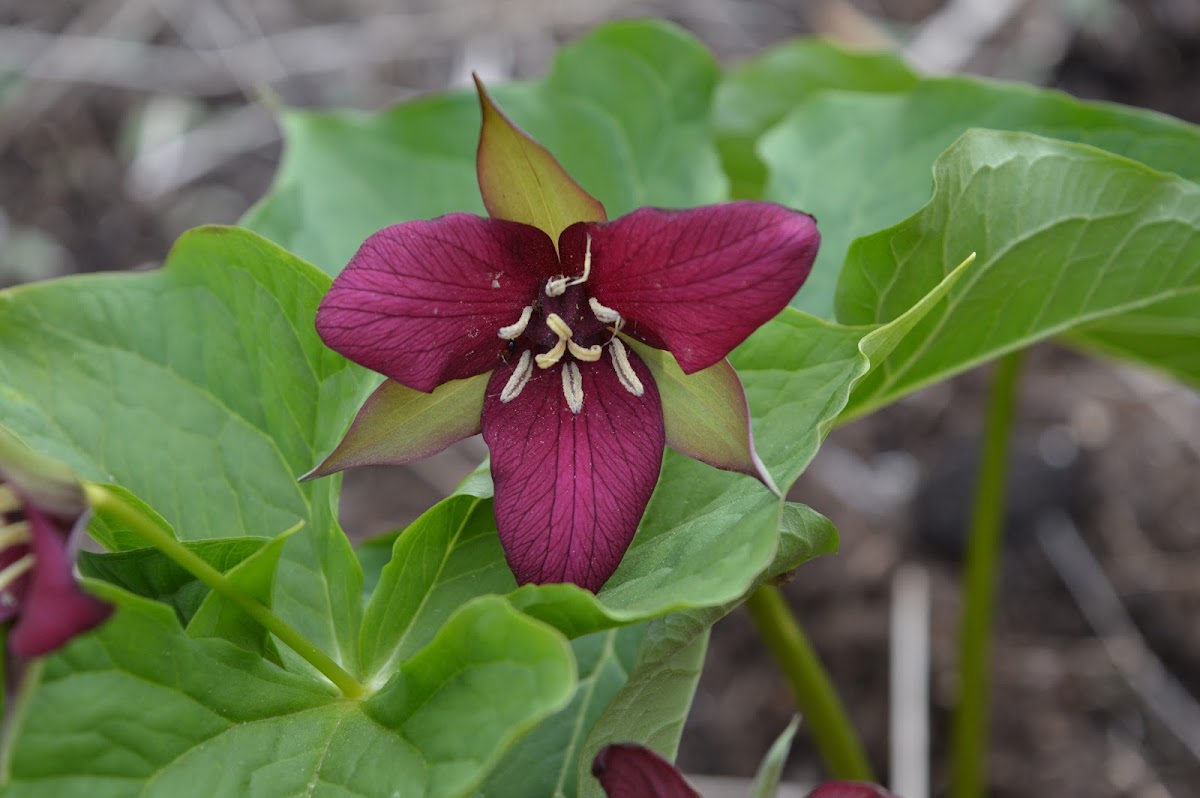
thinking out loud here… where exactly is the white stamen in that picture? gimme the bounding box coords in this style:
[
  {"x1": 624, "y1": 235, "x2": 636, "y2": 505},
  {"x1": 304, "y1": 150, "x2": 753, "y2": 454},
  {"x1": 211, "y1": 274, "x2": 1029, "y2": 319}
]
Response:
[
  {"x1": 497, "y1": 305, "x2": 533, "y2": 340},
  {"x1": 567, "y1": 340, "x2": 602, "y2": 362},
  {"x1": 561, "y1": 362, "x2": 584, "y2": 414},
  {"x1": 535, "y1": 338, "x2": 567, "y2": 369},
  {"x1": 609, "y1": 338, "x2": 644, "y2": 396},
  {"x1": 0, "y1": 521, "x2": 31, "y2": 549},
  {"x1": 544, "y1": 234, "x2": 594, "y2": 297},
  {"x1": 545, "y1": 312, "x2": 573, "y2": 340},
  {"x1": 0, "y1": 553, "x2": 35, "y2": 594},
  {"x1": 0, "y1": 485, "x2": 19, "y2": 514},
  {"x1": 588, "y1": 296, "x2": 623, "y2": 326},
  {"x1": 500, "y1": 350, "x2": 533, "y2": 403}
]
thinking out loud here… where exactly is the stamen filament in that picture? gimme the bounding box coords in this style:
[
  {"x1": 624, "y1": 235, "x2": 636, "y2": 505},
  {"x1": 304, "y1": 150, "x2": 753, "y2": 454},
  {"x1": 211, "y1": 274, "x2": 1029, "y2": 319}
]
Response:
[
  {"x1": 609, "y1": 338, "x2": 645, "y2": 397},
  {"x1": 535, "y1": 338, "x2": 567, "y2": 369},
  {"x1": 0, "y1": 521, "x2": 32, "y2": 549},
  {"x1": 497, "y1": 305, "x2": 534, "y2": 340},
  {"x1": 561, "y1": 362, "x2": 584, "y2": 414},
  {"x1": 500, "y1": 350, "x2": 534, "y2": 403},
  {"x1": 588, "y1": 296, "x2": 622, "y2": 326},
  {"x1": 545, "y1": 234, "x2": 594, "y2": 297},
  {"x1": 567, "y1": 341, "x2": 602, "y2": 362},
  {"x1": 0, "y1": 485, "x2": 20, "y2": 514},
  {"x1": 0, "y1": 553, "x2": 35, "y2": 594},
  {"x1": 545, "y1": 313, "x2": 573, "y2": 340}
]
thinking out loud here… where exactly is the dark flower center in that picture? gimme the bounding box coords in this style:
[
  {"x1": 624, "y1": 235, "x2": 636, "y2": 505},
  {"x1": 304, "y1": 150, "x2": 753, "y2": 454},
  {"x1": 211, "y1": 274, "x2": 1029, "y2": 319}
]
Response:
[{"x1": 494, "y1": 234, "x2": 644, "y2": 413}]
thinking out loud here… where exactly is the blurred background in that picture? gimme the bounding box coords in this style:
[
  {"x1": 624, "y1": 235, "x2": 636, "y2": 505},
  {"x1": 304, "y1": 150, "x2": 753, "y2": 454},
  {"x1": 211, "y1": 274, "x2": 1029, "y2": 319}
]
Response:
[{"x1": 1, "y1": 1, "x2": 1198, "y2": 797}]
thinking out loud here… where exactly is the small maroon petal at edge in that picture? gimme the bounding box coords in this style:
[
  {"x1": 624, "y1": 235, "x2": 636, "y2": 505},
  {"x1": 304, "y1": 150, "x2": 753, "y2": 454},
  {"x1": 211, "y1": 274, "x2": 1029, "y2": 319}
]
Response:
[
  {"x1": 316, "y1": 214, "x2": 561, "y2": 393},
  {"x1": 807, "y1": 781, "x2": 901, "y2": 798},
  {"x1": 481, "y1": 351, "x2": 664, "y2": 593},
  {"x1": 569, "y1": 202, "x2": 819, "y2": 374},
  {"x1": 9, "y1": 505, "x2": 113, "y2": 658},
  {"x1": 592, "y1": 744, "x2": 700, "y2": 798}
]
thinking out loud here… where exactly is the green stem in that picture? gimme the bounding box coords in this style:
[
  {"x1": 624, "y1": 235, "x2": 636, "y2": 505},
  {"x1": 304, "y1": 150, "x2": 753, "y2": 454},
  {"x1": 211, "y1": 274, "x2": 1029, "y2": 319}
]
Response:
[
  {"x1": 83, "y1": 484, "x2": 365, "y2": 699},
  {"x1": 950, "y1": 350, "x2": 1025, "y2": 798},
  {"x1": 0, "y1": 657, "x2": 44, "y2": 783},
  {"x1": 746, "y1": 585, "x2": 874, "y2": 781}
]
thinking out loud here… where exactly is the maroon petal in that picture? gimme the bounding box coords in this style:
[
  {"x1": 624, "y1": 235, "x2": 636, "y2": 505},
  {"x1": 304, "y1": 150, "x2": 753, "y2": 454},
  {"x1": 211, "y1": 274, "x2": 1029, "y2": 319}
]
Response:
[
  {"x1": 592, "y1": 744, "x2": 700, "y2": 798},
  {"x1": 316, "y1": 214, "x2": 560, "y2": 392},
  {"x1": 481, "y1": 350, "x2": 664, "y2": 592},
  {"x1": 807, "y1": 782, "x2": 900, "y2": 798},
  {"x1": 9, "y1": 505, "x2": 113, "y2": 658},
  {"x1": 569, "y1": 202, "x2": 819, "y2": 373}
]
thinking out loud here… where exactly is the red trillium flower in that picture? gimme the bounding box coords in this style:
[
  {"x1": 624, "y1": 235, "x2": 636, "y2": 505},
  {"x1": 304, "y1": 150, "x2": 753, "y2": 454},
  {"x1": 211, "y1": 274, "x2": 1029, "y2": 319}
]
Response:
[
  {"x1": 592, "y1": 744, "x2": 900, "y2": 798},
  {"x1": 311, "y1": 79, "x2": 818, "y2": 591},
  {"x1": 0, "y1": 427, "x2": 113, "y2": 657}
]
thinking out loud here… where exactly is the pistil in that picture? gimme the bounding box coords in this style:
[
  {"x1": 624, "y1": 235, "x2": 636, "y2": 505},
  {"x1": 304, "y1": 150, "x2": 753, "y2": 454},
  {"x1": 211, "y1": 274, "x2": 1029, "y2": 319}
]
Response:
[{"x1": 498, "y1": 305, "x2": 533, "y2": 340}]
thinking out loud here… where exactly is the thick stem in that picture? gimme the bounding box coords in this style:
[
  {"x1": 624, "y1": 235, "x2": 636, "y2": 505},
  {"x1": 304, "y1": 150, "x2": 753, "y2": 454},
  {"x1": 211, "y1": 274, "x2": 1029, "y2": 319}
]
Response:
[
  {"x1": 746, "y1": 584, "x2": 874, "y2": 781},
  {"x1": 950, "y1": 351, "x2": 1024, "y2": 798},
  {"x1": 83, "y1": 484, "x2": 365, "y2": 699}
]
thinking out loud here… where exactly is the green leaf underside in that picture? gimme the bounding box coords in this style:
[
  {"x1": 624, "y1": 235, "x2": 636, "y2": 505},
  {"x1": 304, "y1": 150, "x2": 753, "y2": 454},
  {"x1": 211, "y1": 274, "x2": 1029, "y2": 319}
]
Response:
[
  {"x1": 837, "y1": 130, "x2": 1200, "y2": 420},
  {"x1": 759, "y1": 73, "x2": 1200, "y2": 319},
  {"x1": 0, "y1": 226, "x2": 370, "y2": 678},
  {"x1": 750, "y1": 717, "x2": 802, "y2": 798},
  {"x1": 475, "y1": 76, "x2": 608, "y2": 242},
  {"x1": 78, "y1": 537, "x2": 270, "y2": 627},
  {"x1": 1, "y1": 590, "x2": 574, "y2": 798},
  {"x1": 186, "y1": 524, "x2": 299, "y2": 662},
  {"x1": 307, "y1": 375, "x2": 487, "y2": 478},
  {"x1": 242, "y1": 20, "x2": 725, "y2": 274}
]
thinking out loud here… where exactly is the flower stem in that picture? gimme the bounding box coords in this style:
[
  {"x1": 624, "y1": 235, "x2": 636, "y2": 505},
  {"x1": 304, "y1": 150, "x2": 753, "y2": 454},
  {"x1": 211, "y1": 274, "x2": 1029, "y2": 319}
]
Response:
[
  {"x1": 83, "y1": 484, "x2": 366, "y2": 699},
  {"x1": 746, "y1": 584, "x2": 874, "y2": 781},
  {"x1": 950, "y1": 350, "x2": 1025, "y2": 798}
]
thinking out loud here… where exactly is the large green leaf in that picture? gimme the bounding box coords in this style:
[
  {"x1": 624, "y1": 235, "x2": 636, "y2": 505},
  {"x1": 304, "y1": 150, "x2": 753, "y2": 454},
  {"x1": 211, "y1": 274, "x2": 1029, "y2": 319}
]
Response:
[
  {"x1": 0, "y1": 227, "x2": 371, "y2": 675},
  {"x1": 243, "y1": 20, "x2": 725, "y2": 274},
  {"x1": 474, "y1": 625, "x2": 645, "y2": 798},
  {"x1": 759, "y1": 75, "x2": 1200, "y2": 318},
  {"x1": 713, "y1": 38, "x2": 919, "y2": 200},
  {"x1": 0, "y1": 590, "x2": 575, "y2": 798},
  {"x1": 836, "y1": 130, "x2": 1200, "y2": 419}
]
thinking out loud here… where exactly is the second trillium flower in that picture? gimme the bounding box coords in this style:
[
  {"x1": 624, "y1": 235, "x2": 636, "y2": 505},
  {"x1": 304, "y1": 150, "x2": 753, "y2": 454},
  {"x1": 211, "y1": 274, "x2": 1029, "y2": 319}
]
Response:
[{"x1": 312, "y1": 80, "x2": 818, "y2": 592}]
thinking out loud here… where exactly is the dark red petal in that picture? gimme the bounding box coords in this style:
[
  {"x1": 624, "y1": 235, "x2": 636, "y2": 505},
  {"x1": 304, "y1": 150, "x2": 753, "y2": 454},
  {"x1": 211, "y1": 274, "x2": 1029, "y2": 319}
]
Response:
[
  {"x1": 316, "y1": 214, "x2": 560, "y2": 392},
  {"x1": 591, "y1": 744, "x2": 700, "y2": 798},
  {"x1": 481, "y1": 351, "x2": 664, "y2": 592},
  {"x1": 9, "y1": 505, "x2": 113, "y2": 658},
  {"x1": 807, "y1": 782, "x2": 900, "y2": 798},
  {"x1": 568, "y1": 202, "x2": 819, "y2": 373}
]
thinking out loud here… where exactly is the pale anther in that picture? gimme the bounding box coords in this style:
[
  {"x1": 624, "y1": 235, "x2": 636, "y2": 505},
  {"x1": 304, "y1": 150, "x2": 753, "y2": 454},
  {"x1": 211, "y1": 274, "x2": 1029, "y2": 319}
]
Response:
[
  {"x1": 567, "y1": 341, "x2": 602, "y2": 362},
  {"x1": 561, "y1": 362, "x2": 584, "y2": 414},
  {"x1": 497, "y1": 305, "x2": 533, "y2": 340},
  {"x1": 544, "y1": 233, "x2": 594, "y2": 297},
  {"x1": 609, "y1": 338, "x2": 645, "y2": 397},
  {"x1": 0, "y1": 553, "x2": 35, "y2": 594},
  {"x1": 500, "y1": 350, "x2": 534, "y2": 403},
  {"x1": 0, "y1": 521, "x2": 32, "y2": 549},
  {"x1": 545, "y1": 312, "x2": 573, "y2": 340},
  {"x1": 535, "y1": 338, "x2": 567, "y2": 369},
  {"x1": 588, "y1": 297, "x2": 623, "y2": 326},
  {"x1": 0, "y1": 485, "x2": 19, "y2": 515}
]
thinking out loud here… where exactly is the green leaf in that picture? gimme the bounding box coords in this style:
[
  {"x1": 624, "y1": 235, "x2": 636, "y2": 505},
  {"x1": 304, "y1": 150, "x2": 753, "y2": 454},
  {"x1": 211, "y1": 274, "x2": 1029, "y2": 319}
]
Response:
[
  {"x1": 186, "y1": 524, "x2": 298, "y2": 661},
  {"x1": 78, "y1": 537, "x2": 269, "y2": 625},
  {"x1": 2, "y1": 590, "x2": 575, "y2": 798},
  {"x1": 576, "y1": 610, "x2": 713, "y2": 798},
  {"x1": 837, "y1": 130, "x2": 1200, "y2": 419},
  {"x1": 306, "y1": 375, "x2": 487, "y2": 478},
  {"x1": 750, "y1": 717, "x2": 801, "y2": 798},
  {"x1": 474, "y1": 625, "x2": 645, "y2": 798},
  {"x1": 474, "y1": 76, "x2": 607, "y2": 240},
  {"x1": 85, "y1": 484, "x2": 176, "y2": 552},
  {"x1": 714, "y1": 39, "x2": 918, "y2": 199},
  {"x1": 759, "y1": 76, "x2": 1200, "y2": 318},
  {"x1": 0, "y1": 226, "x2": 370, "y2": 677},
  {"x1": 243, "y1": 20, "x2": 725, "y2": 273}
]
